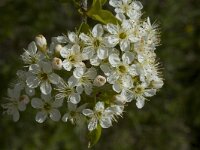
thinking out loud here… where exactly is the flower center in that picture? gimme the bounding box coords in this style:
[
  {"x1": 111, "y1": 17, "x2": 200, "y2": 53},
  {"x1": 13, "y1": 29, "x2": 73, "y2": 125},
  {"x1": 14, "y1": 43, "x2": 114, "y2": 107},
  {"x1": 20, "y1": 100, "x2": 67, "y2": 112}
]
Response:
[
  {"x1": 135, "y1": 86, "x2": 144, "y2": 94},
  {"x1": 44, "y1": 102, "x2": 51, "y2": 111},
  {"x1": 93, "y1": 39, "x2": 100, "y2": 48},
  {"x1": 119, "y1": 32, "x2": 127, "y2": 39},
  {"x1": 69, "y1": 55, "x2": 76, "y2": 63},
  {"x1": 118, "y1": 65, "x2": 127, "y2": 74},
  {"x1": 40, "y1": 73, "x2": 48, "y2": 80}
]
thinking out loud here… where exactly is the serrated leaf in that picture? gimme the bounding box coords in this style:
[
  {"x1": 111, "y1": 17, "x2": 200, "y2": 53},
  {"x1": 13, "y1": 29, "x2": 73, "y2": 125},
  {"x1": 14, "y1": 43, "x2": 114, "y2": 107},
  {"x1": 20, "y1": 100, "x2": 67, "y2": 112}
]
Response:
[
  {"x1": 88, "y1": 125, "x2": 102, "y2": 148},
  {"x1": 87, "y1": 9, "x2": 120, "y2": 24}
]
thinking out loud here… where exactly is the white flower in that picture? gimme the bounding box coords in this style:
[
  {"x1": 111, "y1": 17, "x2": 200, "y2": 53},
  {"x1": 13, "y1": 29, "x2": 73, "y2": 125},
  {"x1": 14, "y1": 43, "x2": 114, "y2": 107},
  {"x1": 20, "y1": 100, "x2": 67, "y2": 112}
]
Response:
[
  {"x1": 55, "y1": 79, "x2": 81, "y2": 104},
  {"x1": 17, "y1": 70, "x2": 35, "y2": 96},
  {"x1": 31, "y1": 94, "x2": 63, "y2": 123},
  {"x1": 60, "y1": 45, "x2": 84, "y2": 71},
  {"x1": 54, "y1": 44, "x2": 63, "y2": 56},
  {"x1": 105, "y1": 53, "x2": 136, "y2": 89},
  {"x1": 105, "y1": 21, "x2": 136, "y2": 51},
  {"x1": 2, "y1": 84, "x2": 29, "y2": 122},
  {"x1": 26, "y1": 61, "x2": 60, "y2": 95},
  {"x1": 35, "y1": 35, "x2": 47, "y2": 52},
  {"x1": 21, "y1": 41, "x2": 43, "y2": 66},
  {"x1": 62, "y1": 102, "x2": 87, "y2": 125},
  {"x1": 122, "y1": 83, "x2": 156, "y2": 108},
  {"x1": 82, "y1": 102, "x2": 113, "y2": 131},
  {"x1": 52, "y1": 57, "x2": 63, "y2": 70},
  {"x1": 109, "y1": 0, "x2": 143, "y2": 19},
  {"x1": 69, "y1": 67, "x2": 97, "y2": 95},
  {"x1": 80, "y1": 24, "x2": 109, "y2": 60}
]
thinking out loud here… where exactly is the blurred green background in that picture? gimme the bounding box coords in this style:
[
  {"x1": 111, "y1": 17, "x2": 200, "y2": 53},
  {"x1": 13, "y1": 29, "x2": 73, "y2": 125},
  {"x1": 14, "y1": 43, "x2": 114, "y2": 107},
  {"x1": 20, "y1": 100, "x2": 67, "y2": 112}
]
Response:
[{"x1": 0, "y1": 0, "x2": 200, "y2": 149}]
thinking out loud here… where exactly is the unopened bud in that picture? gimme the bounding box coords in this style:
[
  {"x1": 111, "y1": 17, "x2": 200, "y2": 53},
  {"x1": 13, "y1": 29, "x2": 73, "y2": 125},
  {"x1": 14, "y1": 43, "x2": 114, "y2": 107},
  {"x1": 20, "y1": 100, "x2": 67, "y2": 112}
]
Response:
[
  {"x1": 93, "y1": 75, "x2": 106, "y2": 87},
  {"x1": 52, "y1": 57, "x2": 63, "y2": 70},
  {"x1": 35, "y1": 34, "x2": 47, "y2": 52},
  {"x1": 55, "y1": 44, "x2": 63, "y2": 56}
]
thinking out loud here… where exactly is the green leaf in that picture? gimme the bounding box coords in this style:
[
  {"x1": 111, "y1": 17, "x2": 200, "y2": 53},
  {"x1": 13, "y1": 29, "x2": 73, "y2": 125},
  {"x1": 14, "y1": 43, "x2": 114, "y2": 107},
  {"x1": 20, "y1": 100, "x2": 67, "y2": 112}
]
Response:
[
  {"x1": 87, "y1": 9, "x2": 120, "y2": 24},
  {"x1": 101, "y1": 0, "x2": 107, "y2": 5},
  {"x1": 77, "y1": 22, "x2": 90, "y2": 34},
  {"x1": 88, "y1": 125, "x2": 102, "y2": 148}
]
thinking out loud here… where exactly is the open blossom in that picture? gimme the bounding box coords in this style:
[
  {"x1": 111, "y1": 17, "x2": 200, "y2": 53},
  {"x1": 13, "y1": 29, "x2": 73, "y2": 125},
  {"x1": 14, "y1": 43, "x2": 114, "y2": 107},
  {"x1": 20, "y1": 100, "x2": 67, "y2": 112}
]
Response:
[
  {"x1": 62, "y1": 102, "x2": 87, "y2": 125},
  {"x1": 69, "y1": 67, "x2": 97, "y2": 95},
  {"x1": 2, "y1": 84, "x2": 29, "y2": 122},
  {"x1": 31, "y1": 94, "x2": 63, "y2": 123},
  {"x1": 55, "y1": 79, "x2": 81, "y2": 104},
  {"x1": 26, "y1": 61, "x2": 60, "y2": 95},
  {"x1": 60, "y1": 45, "x2": 84, "y2": 71},
  {"x1": 80, "y1": 24, "x2": 109, "y2": 60},
  {"x1": 82, "y1": 102, "x2": 113, "y2": 131},
  {"x1": 21, "y1": 41, "x2": 43, "y2": 66}
]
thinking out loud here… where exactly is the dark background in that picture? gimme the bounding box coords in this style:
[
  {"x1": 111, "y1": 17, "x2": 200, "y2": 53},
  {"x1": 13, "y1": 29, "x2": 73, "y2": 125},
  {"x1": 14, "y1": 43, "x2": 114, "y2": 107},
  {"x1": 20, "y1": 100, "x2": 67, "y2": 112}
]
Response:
[{"x1": 0, "y1": 0, "x2": 200, "y2": 149}]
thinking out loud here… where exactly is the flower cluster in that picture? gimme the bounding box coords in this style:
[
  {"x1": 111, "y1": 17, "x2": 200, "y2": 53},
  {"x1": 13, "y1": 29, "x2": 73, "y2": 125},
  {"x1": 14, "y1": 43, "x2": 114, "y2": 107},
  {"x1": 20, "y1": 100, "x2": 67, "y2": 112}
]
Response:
[{"x1": 2, "y1": 0, "x2": 163, "y2": 132}]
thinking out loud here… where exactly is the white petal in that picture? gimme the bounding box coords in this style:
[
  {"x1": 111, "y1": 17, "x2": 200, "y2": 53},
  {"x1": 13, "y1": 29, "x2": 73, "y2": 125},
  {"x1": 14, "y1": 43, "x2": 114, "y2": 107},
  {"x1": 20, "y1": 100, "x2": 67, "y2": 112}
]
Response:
[
  {"x1": 88, "y1": 117, "x2": 98, "y2": 131},
  {"x1": 62, "y1": 60, "x2": 72, "y2": 71},
  {"x1": 100, "y1": 64, "x2": 111, "y2": 76},
  {"x1": 26, "y1": 76, "x2": 40, "y2": 88},
  {"x1": 82, "y1": 47, "x2": 95, "y2": 60},
  {"x1": 133, "y1": 1, "x2": 143, "y2": 10},
  {"x1": 112, "y1": 82, "x2": 121, "y2": 93},
  {"x1": 31, "y1": 98, "x2": 44, "y2": 109},
  {"x1": 109, "y1": 0, "x2": 121, "y2": 7},
  {"x1": 84, "y1": 84, "x2": 93, "y2": 95},
  {"x1": 69, "y1": 93, "x2": 81, "y2": 104},
  {"x1": 122, "y1": 52, "x2": 135, "y2": 64},
  {"x1": 60, "y1": 46, "x2": 70, "y2": 58},
  {"x1": 129, "y1": 64, "x2": 138, "y2": 76},
  {"x1": 28, "y1": 41, "x2": 37, "y2": 54},
  {"x1": 62, "y1": 113, "x2": 70, "y2": 122},
  {"x1": 52, "y1": 98, "x2": 63, "y2": 108},
  {"x1": 92, "y1": 24, "x2": 104, "y2": 37},
  {"x1": 90, "y1": 55, "x2": 101, "y2": 66},
  {"x1": 49, "y1": 109, "x2": 61, "y2": 121},
  {"x1": 73, "y1": 67, "x2": 85, "y2": 79},
  {"x1": 48, "y1": 73, "x2": 60, "y2": 85},
  {"x1": 25, "y1": 86, "x2": 35, "y2": 96},
  {"x1": 76, "y1": 85, "x2": 84, "y2": 94},
  {"x1": 71, "y1": 44, "x2": 80, "y2": 53},
  {"x1": 86, "y1": 67, "x2": 97, "y2": 79},
  {"x1": 82, "y1": 109, "x2": 94, "y2": 117},
  {"x1": 79, "y1": 33, "x2": 91, "y2": 43},
  {"x1": 68, "y1": 76, "x2": 78, "y2": 87},
  {"x1": 107, "y1": 35, "x2": 119, "y2": 46},
  {"x1": 144, "y1": 89, "x2": 156, "y2": 97},
  {"x1": 12, "y1": 109, "x2": 20, "y2": 122},
  {"x1": 68, "y1": 32, "x2": 78, "y2": 43},
  {"x1": 97, "y1": 47, "x2": 108, "y2": 59},
  {"x1": 120, "y1": 39, "x2": 130, "y2": 51},
  {"x1": 109, "y1": 54, "x2": 121, "y2": 67},
  {"x1": 95, "y1": 101, "x2": 104, "y2": 112},
  {"x1": 29, "y1": 64, "x2": 41, "y2": 74},
  {"x1": 136, "y1": 97, "x2": 145, "y2": 109},
  {"x1": 40, "y1": 81, "x2": 52, "y2": 95},
  {"x1": 106, "y1": 24, "x2": 118, "y2": 34},
  {"x1": 100, "y1": 117, "x2": 112, "y2": 128},
  {"x1": 35, "y1": 111, "x2": 47, "y2": 123},
  {"x1": 41, "y1": 62, "x2": 52, "y2": 74},
  {"x1": 67, "y1": 101, "x2": 77, "y2": 111}
]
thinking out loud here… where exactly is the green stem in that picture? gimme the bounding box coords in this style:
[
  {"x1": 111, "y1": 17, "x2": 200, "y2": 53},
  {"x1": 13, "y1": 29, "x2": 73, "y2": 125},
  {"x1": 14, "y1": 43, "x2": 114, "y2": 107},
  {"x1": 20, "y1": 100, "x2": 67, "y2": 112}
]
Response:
[{"x1": 81, "y1": 0, "x2": 87, "y2": 23}]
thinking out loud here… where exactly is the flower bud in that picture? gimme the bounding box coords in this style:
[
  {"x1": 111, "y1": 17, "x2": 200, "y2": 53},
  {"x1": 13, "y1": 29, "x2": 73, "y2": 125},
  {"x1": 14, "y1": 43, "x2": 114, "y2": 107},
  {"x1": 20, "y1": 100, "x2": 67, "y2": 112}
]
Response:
[
  {"x1": 55, "y1": 44, "x2": 63, "y2": 56},
  {"x1": 52, "y1": 57, "x2": 63, "y2": 70},
  {"x1": 93, "y1": 75, "x2": 106, "y2": 87},
  {"x1": 35, "y1": 34, "x2": 47, "y2": 52}
]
